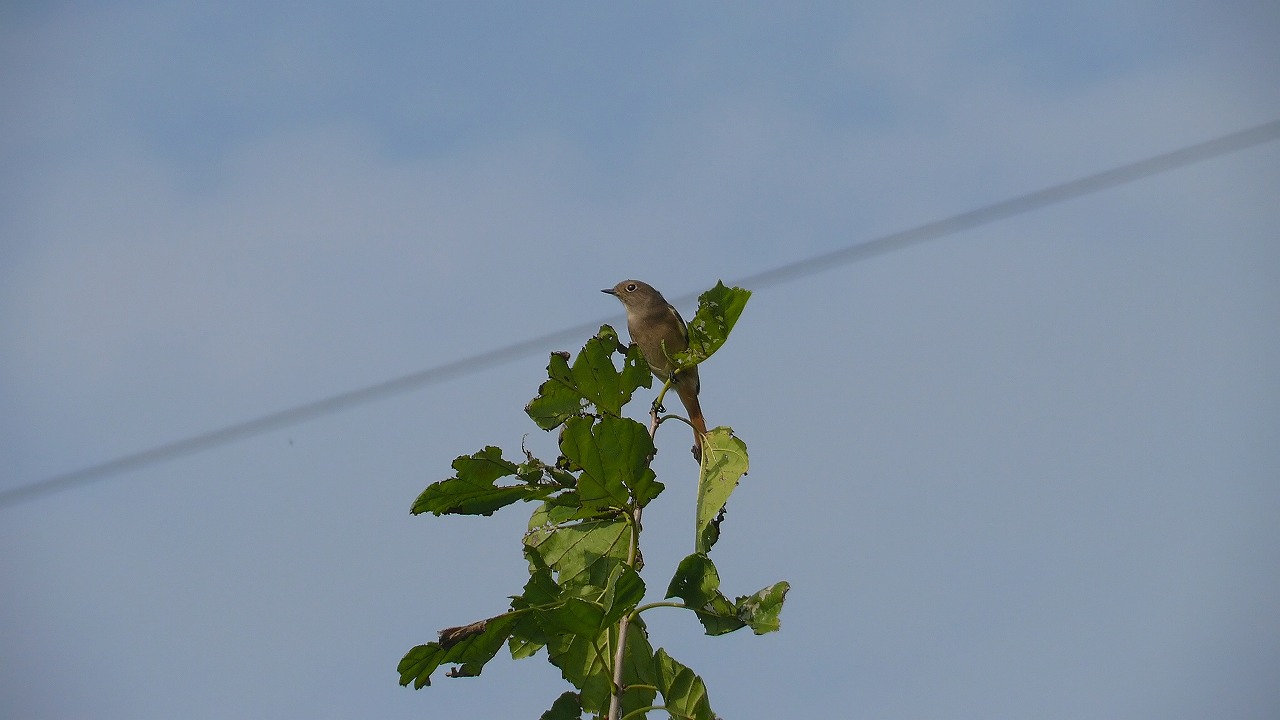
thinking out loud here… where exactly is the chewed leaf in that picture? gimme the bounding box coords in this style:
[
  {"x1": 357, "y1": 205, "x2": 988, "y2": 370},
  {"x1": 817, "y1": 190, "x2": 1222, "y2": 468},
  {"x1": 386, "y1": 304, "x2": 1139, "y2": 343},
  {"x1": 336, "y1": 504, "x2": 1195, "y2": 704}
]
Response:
[
  {"x1": 671, "y1": 281, "x2": 751, "y2": 369},
  {"x1": 398, "y1": 613, "x2": 522, "y2": 689},
  {"x1": 412, "y1": 447, "x2": 554, "y2": 516},
  {"x1": 695, "y1": 428, "x2": 748, "y2": 553},
  {"x1": 735, "y1": 581, "x2": 790, "y2": 635},
  {"x1": 526, "y1": 325, "x2": 651, "y2": 430},
  {"x1": 560, "y1": 416, "x2": 661, "y2": 511},
  {"x1": 524, "y1": 351, "x2": 587, "y2": 431},
  {"x1": 664, "y1": 553, "x2": 742, "y2": 636},
  {"x1": 665, "y1": 553, "x2": 788, "y2": 637}
]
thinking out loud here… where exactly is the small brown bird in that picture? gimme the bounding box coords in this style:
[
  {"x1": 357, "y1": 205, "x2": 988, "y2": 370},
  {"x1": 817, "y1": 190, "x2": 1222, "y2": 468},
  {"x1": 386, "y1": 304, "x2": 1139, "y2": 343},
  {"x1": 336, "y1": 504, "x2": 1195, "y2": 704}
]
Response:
[{"x1": 603, "y1": 280, "x2": 708, "y2": 461}]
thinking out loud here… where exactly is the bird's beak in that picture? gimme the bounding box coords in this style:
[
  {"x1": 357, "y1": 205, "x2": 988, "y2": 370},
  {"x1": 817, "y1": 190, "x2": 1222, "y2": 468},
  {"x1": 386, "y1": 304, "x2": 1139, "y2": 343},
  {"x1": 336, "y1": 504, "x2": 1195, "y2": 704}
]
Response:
[{"x1": 601, "y1": 288, "x2": 617, "y2": 296}]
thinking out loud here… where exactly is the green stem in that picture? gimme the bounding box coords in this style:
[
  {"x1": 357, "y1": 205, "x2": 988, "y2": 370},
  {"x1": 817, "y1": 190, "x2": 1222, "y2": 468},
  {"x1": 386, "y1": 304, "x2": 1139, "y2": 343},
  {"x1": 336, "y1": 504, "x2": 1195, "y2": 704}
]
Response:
[
  {"x1": 634, "y1": 601, "x2": 686, "y2": 615},
  {"x1": 609, "y1": 378, "x2": 686, "y2": 720},
  {"x1": 608, "y1": 412, "x2": 656, "y2": 720},
  {"x1": 658, "y1": 413, "x2": 694, "y2": 430},
  {"x1": 607, "y1": 506, "x2": 641, "y2": 720},
  {"x1": 620, "y1": 705, "x2": 668, "y2": 720},
  {"x1": 652, "y1": 376, "x2": 675, "y2": 415}
]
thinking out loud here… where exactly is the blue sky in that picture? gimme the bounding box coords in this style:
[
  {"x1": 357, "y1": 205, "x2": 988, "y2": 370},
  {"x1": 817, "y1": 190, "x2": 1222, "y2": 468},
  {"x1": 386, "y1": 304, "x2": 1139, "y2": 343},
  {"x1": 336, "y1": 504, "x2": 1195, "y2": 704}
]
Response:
[{"x1": 3, "y1": 2, "x2": 1278, "y2": 718}]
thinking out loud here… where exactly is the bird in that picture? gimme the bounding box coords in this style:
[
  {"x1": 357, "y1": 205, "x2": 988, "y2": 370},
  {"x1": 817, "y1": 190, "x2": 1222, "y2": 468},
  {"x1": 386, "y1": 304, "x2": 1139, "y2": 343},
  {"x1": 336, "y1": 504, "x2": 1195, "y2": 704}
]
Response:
[{"x1": 603, "y1": 280, "x2": 707, "y2": 461}]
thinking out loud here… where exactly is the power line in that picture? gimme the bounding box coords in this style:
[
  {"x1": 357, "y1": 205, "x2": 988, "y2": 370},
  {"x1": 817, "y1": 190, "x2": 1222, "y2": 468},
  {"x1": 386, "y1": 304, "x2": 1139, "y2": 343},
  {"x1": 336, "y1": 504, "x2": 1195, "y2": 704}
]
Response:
[
  {"x1": 0, "y1": 318, "x2": 610, "y2": 508},
  {"x1": 3, "y1": 118, "x2": 1278, "y2": 509},
  {"x1": 730, "y1": 119, "x2": 1280, "y2": 293}
]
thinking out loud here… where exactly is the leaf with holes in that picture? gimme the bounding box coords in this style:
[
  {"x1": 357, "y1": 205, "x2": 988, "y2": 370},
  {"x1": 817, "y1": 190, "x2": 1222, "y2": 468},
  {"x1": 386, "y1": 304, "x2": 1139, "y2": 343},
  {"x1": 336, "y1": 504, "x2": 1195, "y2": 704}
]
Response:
[
  {"x1": 671, "y1": 281, "x2": 751, "y2": 370},
  {"x1": 411, "y1": 447, "x2": 554, "y2": 516},
  {"x1": 526, "y1": 325, "x2": 651, "y2": 430}
]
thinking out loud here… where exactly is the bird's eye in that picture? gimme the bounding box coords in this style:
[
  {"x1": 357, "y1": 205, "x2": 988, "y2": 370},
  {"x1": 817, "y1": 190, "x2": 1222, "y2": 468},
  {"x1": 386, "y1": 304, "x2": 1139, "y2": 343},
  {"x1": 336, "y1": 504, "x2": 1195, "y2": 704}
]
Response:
[{"x1": 626, "y1": 283, "x2": 637, "y2": 292}]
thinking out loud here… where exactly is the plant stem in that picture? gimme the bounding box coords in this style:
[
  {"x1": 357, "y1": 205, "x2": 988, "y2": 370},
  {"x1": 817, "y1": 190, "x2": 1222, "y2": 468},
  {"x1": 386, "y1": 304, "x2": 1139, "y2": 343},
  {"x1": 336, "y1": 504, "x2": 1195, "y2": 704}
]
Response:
[
  {"x1": 652, "y1": 377, "x2": 674, "y2": 416},
  {"x1": 633, "y1": 601, "x2": 686, "y2": 615},
  {"x1": 620, "y1": 705, "x2": 666, "y2": 720},
  {"x1": 606, "y1": 402, "x2": 663, "y2": 720}
]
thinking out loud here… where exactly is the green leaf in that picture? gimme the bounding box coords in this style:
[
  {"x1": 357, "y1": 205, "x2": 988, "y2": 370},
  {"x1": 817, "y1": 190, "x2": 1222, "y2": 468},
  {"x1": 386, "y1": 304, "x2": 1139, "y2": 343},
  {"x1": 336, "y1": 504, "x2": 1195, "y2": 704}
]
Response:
[
  {"x1": 513, "y1": 564, "x2": 562, "y2": 608},
  {"x1": 735, "y1": 581, "x2": 790, "y2": 635},
  {"x1": 398, "y1": 613, "x2": 521, "y2": 689},
  {"x1": 526, "y1": 325, "x2": 651, "y2": 430},
  {"x1": 508, "y1": 565, "x2": 560, "y2": 654},
  {"x1": 547, "y1": 617, "x2": 656, "y2": 716},
  {"x1": 540, "y1": 691, "x2": 583, "y2": 720},
  {"x1": 534, "y1": 597, "x2": 607, "y2": 637},
  {"x1": 507, "y1": 633, "x2": 544, "y2": 661},
  {"x1": 517, "y1": 455, "x2": 577, "y2": 487},
  {"x1": 665, "y1": 554, "x2": 790, "y2": 636},
  {"x1": 411, "y1": 447, "x2": 551, "y2": 516},
  {"x1": 695, "y1": 428, "x2": 748, "y2": 552},
  {"x1": 653, "y1": 649, "x2": 716, "y2": 720},
  {"x1": 664, "y1": 553, "x2": 743, "y2": 636},
  {"x1": 546, "y1": 625, "x2": 614, "y2": 713},
  {"x1": 525, "y1": 518, "x2": 631, "y2": 589},
  {"x1": 664, "y1": 554, "x2": 720, "y2": 609},
  {"x1": 671, "y1": 281, "x2": 751, "y2": 369},
  {"x1": 619, "y1": 619, "x2": 658, "y2": 718},
  {"x1": 524, "y1": 351, "x2": 586, "y2": 431},
  {"x1": 529, "y1": 498, "x2": 599, "y2": 529},
  {"x1": 560, "y1": 416, "x2": 661, "y2": 510},
  {"x1": 601, "y1": 565, "x2": 646, "y2": 626}
]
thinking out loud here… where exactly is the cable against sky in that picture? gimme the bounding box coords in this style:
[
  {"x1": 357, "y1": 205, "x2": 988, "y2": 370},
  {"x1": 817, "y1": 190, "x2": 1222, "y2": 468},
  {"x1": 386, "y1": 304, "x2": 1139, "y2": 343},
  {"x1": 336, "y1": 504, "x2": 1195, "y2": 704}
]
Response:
[{"x1": 3, "y1": 118, "x2": 1278, "y2": 509}]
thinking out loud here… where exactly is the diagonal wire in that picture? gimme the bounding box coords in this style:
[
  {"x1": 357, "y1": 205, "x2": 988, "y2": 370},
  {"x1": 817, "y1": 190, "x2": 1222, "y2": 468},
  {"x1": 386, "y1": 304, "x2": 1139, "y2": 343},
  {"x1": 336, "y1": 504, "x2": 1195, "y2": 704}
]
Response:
[
  {"x1": 722, "y1": 118, "x2": 1280, "y2": 296},
  {"x1": 3, "y1": 118, "x2": 1278, "y2": 509},
  {"x1": 0, "y1": 317, "x2": 611, "y2": 508}
]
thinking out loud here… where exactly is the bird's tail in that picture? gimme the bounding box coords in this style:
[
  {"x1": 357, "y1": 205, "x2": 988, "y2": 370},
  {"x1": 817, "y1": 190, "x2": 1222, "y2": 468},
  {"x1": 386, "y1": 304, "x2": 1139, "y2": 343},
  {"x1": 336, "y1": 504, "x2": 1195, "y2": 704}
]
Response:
[{"x1": 676, "y1": 381, "x2": 707, "y2": 463}]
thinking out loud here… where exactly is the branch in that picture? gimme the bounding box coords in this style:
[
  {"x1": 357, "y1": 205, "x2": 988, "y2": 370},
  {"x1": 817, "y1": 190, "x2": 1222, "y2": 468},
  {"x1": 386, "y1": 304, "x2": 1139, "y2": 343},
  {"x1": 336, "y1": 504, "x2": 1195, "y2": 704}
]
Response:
[
  {"x1": 606, "y1": 402, "x2": 663, "y2": 720},
  {"x1": 634, "y1": 601, "x2": 686, "y2": 615},
  {"x1": 621, "y1": 705, "x2": 667, "y2": 720}
]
